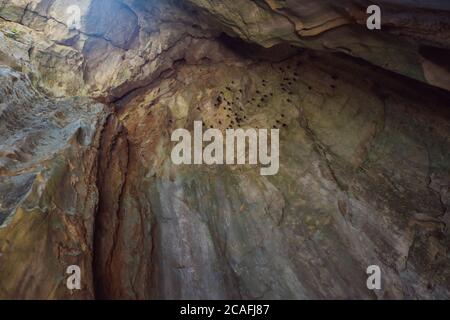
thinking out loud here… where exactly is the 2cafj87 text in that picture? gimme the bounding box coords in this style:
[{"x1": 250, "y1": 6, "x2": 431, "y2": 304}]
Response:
[{"x1": 180, "y1": 304, "x2": 270, "y2": 317}]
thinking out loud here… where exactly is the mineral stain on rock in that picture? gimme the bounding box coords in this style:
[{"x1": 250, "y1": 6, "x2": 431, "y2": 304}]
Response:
[{"x1": 0, "y1": 0, "x2": 449, "y2": 300}]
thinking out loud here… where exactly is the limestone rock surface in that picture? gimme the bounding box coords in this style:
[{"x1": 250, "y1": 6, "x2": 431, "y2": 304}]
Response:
[{"x1": 0, "y1": 0, "x2": 449, "y2": 299}]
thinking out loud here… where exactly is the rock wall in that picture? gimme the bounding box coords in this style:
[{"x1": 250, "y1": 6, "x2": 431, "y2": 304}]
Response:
[
  {"x1": 185, "y1": 0, "x2": 450, "y2": 91},
  {"x1": 0, "y1": 65, "x2": 108, "y2": 298},
  {"x1": 0, "y1": 0, "x2": 449, "y2": 299}
]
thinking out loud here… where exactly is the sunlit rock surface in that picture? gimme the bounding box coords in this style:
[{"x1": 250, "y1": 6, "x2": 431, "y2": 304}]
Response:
[{"x1": 0, "y1": 0, "x2": 449, "y2": 299}]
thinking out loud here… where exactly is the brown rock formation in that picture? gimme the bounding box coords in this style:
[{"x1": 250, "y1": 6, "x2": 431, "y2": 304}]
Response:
[{"x1": 0, "y1": 0, "x2": 449, "y2": 299}]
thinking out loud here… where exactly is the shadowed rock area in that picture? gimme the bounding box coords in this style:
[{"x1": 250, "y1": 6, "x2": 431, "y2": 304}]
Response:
[{"x1": 0, "y1": 0, "x2": 449, "y2": 299}]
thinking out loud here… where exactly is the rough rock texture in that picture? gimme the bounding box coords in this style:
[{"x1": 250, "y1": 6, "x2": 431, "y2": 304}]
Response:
[
  {"x1": 0, "y1": 0, "x2": 449, "y2": 299},
  {"x1": 0, "y1": 0, "x2": 222, "y2": 99},
  {"x1": 0, "y1": 65, "x2": 110, "y2": 299},
  {"x1": 108, "y1": 49, "x2": 450, "y2": 299},
  {"x1": 186, "y1": 0, "x2": 450, "y2": 91}
]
